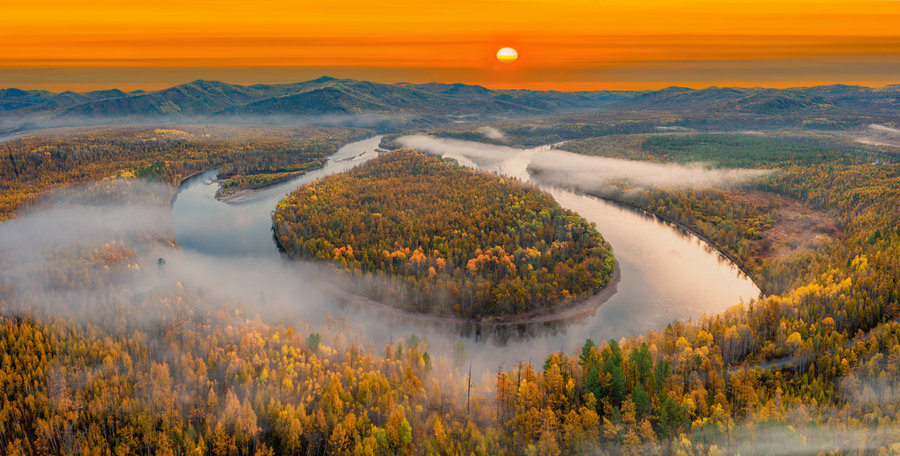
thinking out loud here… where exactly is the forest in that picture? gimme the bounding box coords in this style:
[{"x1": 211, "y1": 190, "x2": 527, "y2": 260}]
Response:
[
  {"x1": 0, "y1": 125, "x2": 370, "y2": 220},
  {"x1": 427, "y1": 105, "x2": 893, "y2": 149},
  {"x1": 487, "y1": 151, "x2": 900, "y2": 455},
  {"x1": 273, "y1": 150, "x2": 616, "y2": 319},
  {"x1": 561, "y1": 132, "x2": 890, "y2": 169},
  {"x1": 1, "y1": 122, "x2": 899, "y2": 455},
  {"x1": 547, "y1": 132, "x2": 898, "y2": 293}
]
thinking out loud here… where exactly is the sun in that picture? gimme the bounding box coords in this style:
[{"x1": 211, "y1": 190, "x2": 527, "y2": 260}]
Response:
[{"x1": 496, "y1": 47, "x2": 518, "y2": 64}]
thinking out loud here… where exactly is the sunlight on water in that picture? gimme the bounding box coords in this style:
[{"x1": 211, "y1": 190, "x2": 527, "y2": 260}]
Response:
[{"x1": 172, "y1": 135, "x2": 760, "y2": 373}]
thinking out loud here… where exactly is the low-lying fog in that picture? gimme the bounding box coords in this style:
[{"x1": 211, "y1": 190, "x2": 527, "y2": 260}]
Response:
[
  {"x1": 0, "y1": 113, "x2": 411, "y2": 136},
  {"x1": 397, "y1": 134, "x2": 772, "y2": 190},
  {"x1": 0, "y1": 178, "x2": 888, "y2": 453},
  {"x1": 3, "y1": 131, "x2": 894, "y2": 452},
  {"x1": 855, "y1": 123, "x2": 900, "y2": 147},
  {"x1": 3, "y1": 133, "x2": 764, "y2": 382},
  {"x1": 0, "y1": 180, "x2": 401, "y2": 346}
]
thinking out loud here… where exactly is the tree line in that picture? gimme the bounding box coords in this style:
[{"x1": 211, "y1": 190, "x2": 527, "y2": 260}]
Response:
[{"x1": 0, "y1": 126, "x2": 371, "y2": 220}]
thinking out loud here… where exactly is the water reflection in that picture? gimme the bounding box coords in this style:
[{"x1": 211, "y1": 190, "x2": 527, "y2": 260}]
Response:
[
  {"x1": 173, "y1": 136, "x2": 384, "y2": 257},
  {"x1": 172, "y1": 135, "x2": 761, "y2": 373}
]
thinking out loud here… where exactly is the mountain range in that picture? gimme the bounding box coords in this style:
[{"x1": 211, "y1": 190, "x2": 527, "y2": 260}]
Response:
[{"x1": 1, "y1": 77, "x2": 897, "y2": 133}]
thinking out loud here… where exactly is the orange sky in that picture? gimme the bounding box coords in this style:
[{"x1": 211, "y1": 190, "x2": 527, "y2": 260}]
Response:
[{"x1": 2, "y1": 0, "x2": 899, "y2": 91}]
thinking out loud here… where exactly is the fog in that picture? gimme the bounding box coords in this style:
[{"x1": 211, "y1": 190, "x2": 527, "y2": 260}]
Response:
[
  {"x1": 4, "y1": 182, "x2": 363, "y2": 328},
  {"x1": 1, "y1": 181, "x2": 171, "y2": 321},
  {"x1": 655, "y1": 125, "x2": 694, "y2": 132},
  {"x1": 0, "y1": 172, "x2": 490, "y2": 362},
  {"x1": 856, "y1": 123, "x2": 900, "y2": 147},
  {"x1": 478, "y1": 125, "x2": 507, "y2": 141},
  {"x1": 1, "y1": 133, "x2": 894, "y2": 453},
  {"x1": 730, "y1": 425, "x2": 900, "y2": 456},
  {"x1": 0, "y1": 176, "x2": 562, "y2": 390},
  {"x1": 869, "y1": 124, "x2": 900, "y2": 135},
  {"x1": 2, "y1": 133, "x2": 765, "y2": 378},
  {"x1": 0, "y1": 112, "x2": 413, "y2": 135},
  {"x1": 396, "y1": 134, "x2": 772, "y2": 191},
  {"x1": 528, "y1": 151, "x2": 772, "y2": 192}
]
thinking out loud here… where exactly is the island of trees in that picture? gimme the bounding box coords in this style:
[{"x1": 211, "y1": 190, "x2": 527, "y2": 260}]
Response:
[
  {"x1": 3, "y1": 111, "x2": 900, "y2": 454},
  {"x1": 273, "y1": 150, "x2": 616, "y2": 320}
]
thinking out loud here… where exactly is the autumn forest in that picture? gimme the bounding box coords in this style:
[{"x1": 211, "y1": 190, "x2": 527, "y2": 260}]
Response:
[
  {"x1": 273, "y1": 150, "x2": 616, "y2": 320},
  {"x1": 1, "y1": 81, "x2": 900, "y2": 456}
]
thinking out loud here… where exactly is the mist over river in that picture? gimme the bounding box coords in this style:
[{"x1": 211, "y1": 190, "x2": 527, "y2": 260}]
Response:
[{"x1": 171, "y1": 135, "x2": 760, "y2": 375}]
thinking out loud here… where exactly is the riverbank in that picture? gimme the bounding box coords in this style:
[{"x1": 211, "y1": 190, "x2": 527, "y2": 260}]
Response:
[
  {"x1": 272, "y1": 149, "x2": 618, "y2": 326},
  {"x1": 215, "y1": 160, "x2": 329, "y2": 202},
  {"x1": 318, "y1": 263, "x2": 621, "y2": 329},
  {"x1": 573, "y1": 186, "x2": 835, "y2": 299},
  {"x1": 174, "y1": 133, "x2": 759, "y2": 361},
  {"x1": 592, "y1": 192, "x2": 763, "y2": 296},
  {"x1": 272, "y1": 181, "x2": 622, "y2": 328},
  {"x1": 214, "y1": 170, "x2": 313, "y2": 203},
  {"x1": 528, "y1": 171, "x2": 766, "y2": 298},
  {"x1": 268, "y1": 201, "x2": 621, "y2": 329}
]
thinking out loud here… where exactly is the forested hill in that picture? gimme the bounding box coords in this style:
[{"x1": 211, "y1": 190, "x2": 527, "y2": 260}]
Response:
[
  {"x1": 0, "y1": 78, "x2": 628, "y2": 132},
  {"x1": 608, "y1": 84, "x2": 900, "y2": 116},
  {"x1": 273, "y1": 150, "x2": 616, "y2": 320},
  {"x1": 2, "y1": 78, "x2": 897, "y2": 133}
]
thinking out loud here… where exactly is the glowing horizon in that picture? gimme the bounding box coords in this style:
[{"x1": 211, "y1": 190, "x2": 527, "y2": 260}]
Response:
[{"x1": 2, "y1": 0, "x2": 898, "y2": 91}]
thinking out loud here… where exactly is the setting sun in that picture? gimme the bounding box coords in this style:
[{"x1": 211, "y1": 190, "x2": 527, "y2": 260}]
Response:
[{"x1": 496, "y1": 47, "x2": 518, "y2": 64}]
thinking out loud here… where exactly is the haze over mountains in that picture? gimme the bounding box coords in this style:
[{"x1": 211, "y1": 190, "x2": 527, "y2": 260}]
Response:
[
  {"x1": 619, "y1": 85, "x2": 900, "y2": 116},
  {"x1": 1, "y1": 76, "x2": 897, "y2": 133}
]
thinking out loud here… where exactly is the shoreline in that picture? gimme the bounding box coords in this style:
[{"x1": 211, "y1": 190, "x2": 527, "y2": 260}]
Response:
[
  {"x1": 270, "y1": 224, "x2": 622, "y2": 328},
  {"x1": 319, "y1": 263, "x2": 622, "y2": 329},
  {"x1": 169, "y1": 166, "x2": 319, "y2": 205},
  {"x1": 215, "y1": 165, "x2": 327, "y2": 203},
  {"x1": 169, "y1": 170, "x2": 211, "y2": 205},
  {"x1": 592, "y1": 194, "x2": 764, "y2": 297},
  {"x1": 175, "y1": 132, "x2": 760, "y2": 329},
  {"x1": 531, "y1": 174, "x2": 765, "y2": 298}
]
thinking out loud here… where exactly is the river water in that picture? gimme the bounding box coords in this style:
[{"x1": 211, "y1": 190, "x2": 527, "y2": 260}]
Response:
[{"x1": 172, "y1": 135, "x2": 760, "y2": 373}]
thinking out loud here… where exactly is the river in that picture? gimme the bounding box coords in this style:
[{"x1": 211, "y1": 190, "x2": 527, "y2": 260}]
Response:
[{"x1": 172, "y1": 135, "x2": 760, "y2": 374}]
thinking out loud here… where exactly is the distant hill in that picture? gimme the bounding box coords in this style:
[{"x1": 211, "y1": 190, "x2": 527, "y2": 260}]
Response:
[
  {"x1": 612, "y1": 86, "x2": 832, "y2": 114},
  {"x1": 0, "y1": 78, "x2": 896, "y2": 133},
  {"x1": 610, "y1": 85, "x2": 898, "y2": 115},
  {"x1": 803, "y1": 84, "x2": 900, "y2": 114},
  {"x1": 0, "y1": 77, "x2": 630, "y2": 132}
]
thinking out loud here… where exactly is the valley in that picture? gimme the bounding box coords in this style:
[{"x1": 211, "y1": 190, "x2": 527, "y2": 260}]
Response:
[{"x1": 0, "y1": 79, "x2": 899, "y2": 455}]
